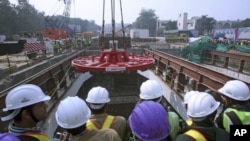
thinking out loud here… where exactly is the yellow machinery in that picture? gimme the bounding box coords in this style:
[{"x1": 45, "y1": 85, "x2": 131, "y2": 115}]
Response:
[{"x1": 165, "y1": 32, "x2": 188, "y2": 43}]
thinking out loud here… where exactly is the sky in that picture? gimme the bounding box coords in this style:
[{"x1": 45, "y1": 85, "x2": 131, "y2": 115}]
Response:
[{"x1": 9, "y1": 0, "x2": 250, "y2": 26}]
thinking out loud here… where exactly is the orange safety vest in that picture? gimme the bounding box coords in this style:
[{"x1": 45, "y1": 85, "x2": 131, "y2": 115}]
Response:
[
  {"x1": 19, "y1": 132, "x2": 50, "y2": 141},
  {"x1": 87, "y1": 115, "x2": 115, "y2": 130},
  {"x1": 184, "y1": 129, "x2": 207, "y2": 141}
]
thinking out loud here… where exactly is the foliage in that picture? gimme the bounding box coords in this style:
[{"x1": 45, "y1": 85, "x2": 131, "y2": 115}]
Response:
[
  {"x1": 134, "y1": 8, "x2": 158, "y2": 36},
  {"x1": 241, "y1": 18, "x2": 250, "y2": 27},
  {"x1": 165, "y1": 21, "x2": 177, "y2": 30},
  {"x1": 196, "y1": 15, "x2": 216, "y2": 35},
  {"x1": 232, "y1": 19, "x2": 250, "y2": 28},
  {"x1": 0, "y1": 0, "x2": 100, "y2": 38},
  {"x1": 0, "y1": 0, "x2": 18, "y2": 36}
]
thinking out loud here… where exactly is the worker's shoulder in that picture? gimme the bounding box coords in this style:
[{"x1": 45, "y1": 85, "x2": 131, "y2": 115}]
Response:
[
  {"x1": 168, "y1": 111, "x2": 180, "y2": 117},
  {"x1": 175, "y1": 133, "x2": 194, "y2": 141},
  {"x1": 113, "y1": 115, "x2": 126, "y2": 121}
]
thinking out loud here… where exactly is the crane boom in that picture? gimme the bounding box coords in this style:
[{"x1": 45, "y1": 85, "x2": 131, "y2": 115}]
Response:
[{"x1": 43, "y1": 0, "x2": 72, "y2": 40}]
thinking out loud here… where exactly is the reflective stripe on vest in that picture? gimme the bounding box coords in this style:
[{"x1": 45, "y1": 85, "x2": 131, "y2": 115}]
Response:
[
  {"x1": 87, "y1": 115, "x2": 115, "y2": 130},
  {"x1": 223, "y1": 108, "x2": 250, "y2": 132},
  {"x1": 19, "y1": 132, "x2": 50, "y2": 141},
  {"x1": 186, "y1": 118, "x2": 193, "y2": 126},
  {"x1": 184, "y1": 129, "x2": 207, "y2": 141}
]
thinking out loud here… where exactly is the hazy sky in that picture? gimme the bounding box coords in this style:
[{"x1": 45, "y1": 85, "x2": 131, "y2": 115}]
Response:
[{"x1": 9, "y1": 0, "x2": 250, "y2": 25}]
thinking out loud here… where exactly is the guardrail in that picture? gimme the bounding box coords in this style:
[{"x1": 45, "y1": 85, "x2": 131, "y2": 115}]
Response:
[
  {"x1": 202, "y1": 50, "x2": 250, "y2": 74},
  {"x1": 144, "y1": 49, "x2": 250, "y2": 96},
  {"x1": 0, "y1": 50, "x2": 84, "y2": 131}
]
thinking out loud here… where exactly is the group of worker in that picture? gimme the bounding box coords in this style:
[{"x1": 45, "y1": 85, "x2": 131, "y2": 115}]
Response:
[{"x1": 0, "y1": 78, "x2": 249, "y2": 141}]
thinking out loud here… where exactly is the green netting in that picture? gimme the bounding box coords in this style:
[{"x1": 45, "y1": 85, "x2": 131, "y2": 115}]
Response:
[
  {"x1": 180, "y1": 36, "x2": 250, "y2": 63},
  {"x1": 180, "y1": 36, "x2": 216, "y2": 63},
  {"x1": 235, "y1": 45, "x2": 250, "y2": 53},
  {"x1": 215, "y1": 44, "x2": 230, "y2": 52}
]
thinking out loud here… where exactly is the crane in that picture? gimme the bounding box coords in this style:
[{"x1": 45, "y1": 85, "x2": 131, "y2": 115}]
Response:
[{"x1": 42, "y1": 0, "x2": 72, "y2": 40}]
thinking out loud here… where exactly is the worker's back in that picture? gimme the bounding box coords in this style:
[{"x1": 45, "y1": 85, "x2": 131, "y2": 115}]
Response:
[
  {"x1": 87, "y1": 113, "x2": 127, "y2": 140},
  {"x1": 73, "y1": 128, "x2": 121, "y2": 141},
  {"x1": 86, "y1": 86, "x2": 127, "y2": 140}
]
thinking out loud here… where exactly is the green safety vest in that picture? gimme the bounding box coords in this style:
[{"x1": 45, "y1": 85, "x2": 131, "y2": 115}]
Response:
[
  {"x1": 184, "y1": 129, "x2": 207, "y2": 141},
  {"x1": 19, "y1": 132, "x2": 50, "y2": 141},
  {"x1": 223, "y1": 108, "x2": 250, "y2": 132},
  {"x1": 168, "y1": 112, "x2": 180, "y2": 140},
  {"x1": 86, "y1": 115, "x2": 115, "y2": 130}
]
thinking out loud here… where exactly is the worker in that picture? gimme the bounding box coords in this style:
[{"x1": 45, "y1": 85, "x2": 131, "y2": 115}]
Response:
[
  {"x1": 215, "y1": 80, "x2": 250, "y2": 132},
  {"x1": 85, "y1": 86, "x2": 127, "y2": 140},
  {"x1": 0, "y1": 133, "x2": 20, "y2": 141},
  {"x1": 128, "y1": 101, "x2": 171, "y2": 141},
  {"x1": 138, "y1": 79, "x2": 181, "y2": 140},
  {"x1": 175, "y1": 92, "x2": 229, "y2": 141},
  {"x1": 1, "y1": 84, "x2": 51, "y2": 141},
  {"x1": 55, "y1": 96, "x2": 121, "y2": 141},
  {"x1": 182, "y1": 90, "x2": 199, "y2": 126}
]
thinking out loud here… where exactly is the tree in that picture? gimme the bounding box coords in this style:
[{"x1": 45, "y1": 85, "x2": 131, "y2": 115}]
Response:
[
  {"x1": 134, "y1": 8, "x2": 158, "y2": 36},
  {"x1": 165, "y1": 21, "x2": 177, "y2": 30},
  {"x1": 196, "y1": 15, "x2": 216, "y2": 35},
  {"x1": 0, "y1": 0, "x2": 18, "y2": 36},
  {"x1": 0, "y1": 0, "x2": 100, "y2": 38},
  {"x1": 241, "y1": 18, "x2": 250, "y2": 27}
]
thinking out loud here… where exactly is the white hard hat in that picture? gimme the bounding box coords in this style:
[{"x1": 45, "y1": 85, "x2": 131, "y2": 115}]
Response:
[
  {"x1": 3, "y1": 84, "x2": 51, "y2": 111},
  {"x1": 183, "y1": 90, "x2": 199, "y2": 104},
  {"x1": 218, "y1": 80, "x2": 250, "y2": 101},
  {"x1": 187, "y1": 92, "x2": 220, "y2": 119},
  {"x1": 55, "y1": 96, "x2": 91, "y2": 129},
  {"x1": 139, "y1": 80, "x2": 163, "y2": 100},
  {"x1": 1, "y1": 84, "x2": 51, "y2": 121},
  {"x1": 86, "y1": 86, "x2": 110, "y2": 104}
]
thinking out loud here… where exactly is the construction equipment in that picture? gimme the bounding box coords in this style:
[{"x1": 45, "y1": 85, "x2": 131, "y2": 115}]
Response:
[
  {"x1": 42, "y1": 0, "x2": 72, "y2": 40},
  {"x1": 71, "y1": 0, "x2": 154, "y2": 74},
  {"x1": 165, "y1": 31, "x2": 188, "y2": 43}
]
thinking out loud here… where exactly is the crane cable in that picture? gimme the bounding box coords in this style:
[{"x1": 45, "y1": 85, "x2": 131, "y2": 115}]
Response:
[
  {"x1": 111, "y1": 0, "x2": 115, "y2": 49},
  {"x1": 119, "y1": 0, "x2": 125, "y2": 49},
  {"x1": 48, "y1": 0, "x2": 64, "y2": 16},
  {"x1": 101, "y1": 0, "x2": 106, "y2": 49}
]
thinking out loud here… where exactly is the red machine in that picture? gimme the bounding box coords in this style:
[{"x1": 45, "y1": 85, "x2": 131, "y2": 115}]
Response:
[
  {"x1": 71, "y1": 44, "x2": 154, "y2": 73},
  {"x1": 42, "y1": 29, "x2": 68, "y2": 40},
  {"x1": 71, "y1": 0, "x2": 154, "y2": 74},
  {"x1": 42, "y1": 0, "x2": 71, "y2": 40}
]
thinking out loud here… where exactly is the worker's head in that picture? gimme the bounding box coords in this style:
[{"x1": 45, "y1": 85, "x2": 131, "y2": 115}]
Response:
[
  {"x1": 128, "y1": 101, "x2": 170, "y2": 141},
  {"x1": 55, "y1": 96, "x2": 91, "y2": 135},
  {"x1": 218, "y1": 80, "x2": 250, "y2": 106},
  {"x1": 85, "y1": 86, "x2": 110, "y2": 113},
  {"x1": 183, "y1": 90, "x2": 199, "y2": 109},
  {"x1": 139, "y1": 80, "x2": 163, "y2": 103},
  {"x1": 1, "y1": 84, "x2": 51, "y2": 125},
  {"x1": 0, "y1": 133, "x2": 20, "y2": 141},
  {"x1": 187, "y1": 92, "x2": 220, "y2": 123}
]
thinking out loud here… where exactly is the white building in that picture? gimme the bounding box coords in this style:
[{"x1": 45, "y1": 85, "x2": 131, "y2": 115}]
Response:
[
  {"x1": 156, "y1": 20, "x2": 170, "y2": 31},
  {"x1": 130, "y1": 29, "x2": 149, "y2": 38},
  {"x1": 187, "y1": 16, "x2": 201, "y2": 30},
  {"x1": 177, "y1": 13, "x2": 188, "y2": 30},
  {"x1": 177, "y1": 13, "x2": 201, "y2": 30}
]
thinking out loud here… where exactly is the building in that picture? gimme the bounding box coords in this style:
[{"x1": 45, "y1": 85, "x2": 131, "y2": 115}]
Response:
[
  {"x1": 187, "y1": 16, "x2": 201, "y2": 30},
  {"x1": 130, "y1": 29, "x2": 149, "y2": 39},
  {"x1": 214, "y1": 21, "x2": 233, "y2": 29},
  {"x1": 177, "y1": 13, "x2": 202, "y2": 30},
  {"x1": 177, "y1": 13, "x2": 188, "y2": 30},
  {"x1": 156, "y1": 20, "x2": 170, "y2": 36}
]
